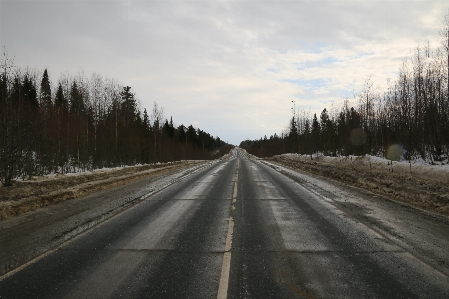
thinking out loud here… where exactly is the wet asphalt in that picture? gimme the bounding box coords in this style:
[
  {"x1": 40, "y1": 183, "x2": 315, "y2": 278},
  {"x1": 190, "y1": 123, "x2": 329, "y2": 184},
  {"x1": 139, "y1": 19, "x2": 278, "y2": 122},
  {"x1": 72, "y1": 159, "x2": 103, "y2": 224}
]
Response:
[{"x1": 0, "y1": 149, "x2": 448, "y2": 298}]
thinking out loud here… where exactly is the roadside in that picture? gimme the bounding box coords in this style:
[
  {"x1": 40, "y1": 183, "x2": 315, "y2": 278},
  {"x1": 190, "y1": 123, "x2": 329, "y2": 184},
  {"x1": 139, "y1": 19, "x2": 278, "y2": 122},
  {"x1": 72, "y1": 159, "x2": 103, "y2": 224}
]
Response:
[
  {"x1": 267, "y1": 154, "x2": 449, "y2": 217},
  {"x1": 0, "y1": 161, "x2": 203, "y2": 220}
]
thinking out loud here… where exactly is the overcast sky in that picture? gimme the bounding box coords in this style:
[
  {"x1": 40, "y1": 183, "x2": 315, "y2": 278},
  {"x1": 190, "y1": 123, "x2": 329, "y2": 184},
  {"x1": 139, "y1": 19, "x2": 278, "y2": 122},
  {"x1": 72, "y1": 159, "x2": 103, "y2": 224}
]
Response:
[{"x1": 1, "y1": 0, "x2": 447, "y2": 145}]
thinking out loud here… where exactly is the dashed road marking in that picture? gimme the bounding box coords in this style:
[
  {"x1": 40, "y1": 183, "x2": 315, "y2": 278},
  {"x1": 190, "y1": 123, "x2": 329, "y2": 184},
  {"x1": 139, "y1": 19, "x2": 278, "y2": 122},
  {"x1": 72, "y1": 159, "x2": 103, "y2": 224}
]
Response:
[{"x1": 217, "y1": 159, "x2": 239, "y2": 299}]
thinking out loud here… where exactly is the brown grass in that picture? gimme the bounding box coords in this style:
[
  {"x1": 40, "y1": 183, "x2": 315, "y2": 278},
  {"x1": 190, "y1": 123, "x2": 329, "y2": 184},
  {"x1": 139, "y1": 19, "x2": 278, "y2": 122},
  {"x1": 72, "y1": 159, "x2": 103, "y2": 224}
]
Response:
[
  {"x1": 0, "y1": 161, "x2": 204, "y2": 220},
  {"x1": 268, "y1": 155, "x2": 449, "y2": 217}
]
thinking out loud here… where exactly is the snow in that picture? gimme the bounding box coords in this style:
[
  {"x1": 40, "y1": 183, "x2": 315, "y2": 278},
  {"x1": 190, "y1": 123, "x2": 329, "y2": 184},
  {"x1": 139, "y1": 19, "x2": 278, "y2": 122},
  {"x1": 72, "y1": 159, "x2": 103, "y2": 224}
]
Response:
[{"x1": 278, "y1": 153, "x2": 449, "y2": 182}]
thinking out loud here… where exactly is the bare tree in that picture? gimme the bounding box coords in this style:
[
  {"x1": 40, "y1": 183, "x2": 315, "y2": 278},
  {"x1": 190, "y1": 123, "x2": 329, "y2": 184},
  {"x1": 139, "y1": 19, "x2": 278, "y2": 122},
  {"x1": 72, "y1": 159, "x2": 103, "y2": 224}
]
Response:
[{"x1": 150, "y1": 101, "x2": 165, "y2": 161}]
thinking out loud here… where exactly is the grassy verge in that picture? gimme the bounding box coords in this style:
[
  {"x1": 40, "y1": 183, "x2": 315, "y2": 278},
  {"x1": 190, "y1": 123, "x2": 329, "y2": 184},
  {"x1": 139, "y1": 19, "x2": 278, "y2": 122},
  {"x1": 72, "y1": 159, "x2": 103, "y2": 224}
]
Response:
[
  {"x1": 268, "y1": 155, "x2": 449, "y2": 217},
  {"x1": 0, "y1": 161, "x2": 204, "y2": 220}
]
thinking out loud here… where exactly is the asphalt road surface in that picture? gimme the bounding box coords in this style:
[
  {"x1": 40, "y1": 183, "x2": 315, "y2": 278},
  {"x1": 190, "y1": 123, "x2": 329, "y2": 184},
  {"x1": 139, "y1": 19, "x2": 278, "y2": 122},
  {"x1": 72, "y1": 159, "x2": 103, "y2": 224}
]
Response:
[{"x1": 1, "y1": 149, "x2": 448, "y2": 298}]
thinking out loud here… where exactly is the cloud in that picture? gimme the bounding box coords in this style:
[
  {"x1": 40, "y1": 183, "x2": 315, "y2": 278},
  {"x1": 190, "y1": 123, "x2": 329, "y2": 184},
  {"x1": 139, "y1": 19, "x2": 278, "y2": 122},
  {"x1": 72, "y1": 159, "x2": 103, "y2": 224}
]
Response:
[{"x1": 1, "y1": 0, "x2": 448, "y2": 145}]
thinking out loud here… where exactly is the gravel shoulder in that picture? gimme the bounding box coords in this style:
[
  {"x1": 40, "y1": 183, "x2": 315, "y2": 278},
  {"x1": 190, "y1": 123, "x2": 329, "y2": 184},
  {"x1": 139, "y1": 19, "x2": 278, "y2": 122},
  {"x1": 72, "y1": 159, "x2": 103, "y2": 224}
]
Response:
[{"x1": 267, "y1": 154, "x2": 449, "y2": 217}]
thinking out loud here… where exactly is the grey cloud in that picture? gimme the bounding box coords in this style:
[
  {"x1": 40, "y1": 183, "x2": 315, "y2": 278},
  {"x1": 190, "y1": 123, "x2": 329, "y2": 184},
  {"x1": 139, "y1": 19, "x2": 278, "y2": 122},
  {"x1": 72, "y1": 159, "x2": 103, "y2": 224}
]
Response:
[{"x1": 1, "y1": 0, "x2": 447, "y2": 144}]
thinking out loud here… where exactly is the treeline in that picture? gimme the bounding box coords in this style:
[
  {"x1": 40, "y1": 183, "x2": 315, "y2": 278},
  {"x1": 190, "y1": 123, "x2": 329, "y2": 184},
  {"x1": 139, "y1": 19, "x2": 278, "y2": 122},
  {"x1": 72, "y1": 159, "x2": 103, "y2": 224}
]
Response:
[
  {"x1": 241, "y1": 15, "x2": 449, "y2": 162},
  {"x1": 0, "y1": 58, "x2": 231, "y2": 186}
]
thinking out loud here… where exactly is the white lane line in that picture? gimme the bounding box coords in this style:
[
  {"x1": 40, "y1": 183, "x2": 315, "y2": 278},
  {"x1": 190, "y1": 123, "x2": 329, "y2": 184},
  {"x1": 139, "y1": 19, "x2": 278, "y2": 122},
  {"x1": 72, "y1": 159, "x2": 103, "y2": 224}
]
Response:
[
  {"x1": 217, "y1": 160, "x2": 239, "y2": 299},
  {"x1": 217, "y1": 252, "x2": 232, "y2": 299},
  {"x1": 224, "y1": 216, "x2": 234, "y2": 252},
  {"x1": 233, "y1": 181, "x2": 238, "y2": 199}
]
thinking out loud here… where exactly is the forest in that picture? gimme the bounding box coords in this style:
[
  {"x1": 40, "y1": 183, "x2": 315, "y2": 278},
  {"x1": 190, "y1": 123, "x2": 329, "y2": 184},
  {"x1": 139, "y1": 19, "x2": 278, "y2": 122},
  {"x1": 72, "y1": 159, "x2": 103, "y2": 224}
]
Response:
[
  {"x1": 0, "y1": 58, "x2": 231, "y2": 186},
  {"x1": 241, "y1": 15, "x2": 449, "y2": 163}
]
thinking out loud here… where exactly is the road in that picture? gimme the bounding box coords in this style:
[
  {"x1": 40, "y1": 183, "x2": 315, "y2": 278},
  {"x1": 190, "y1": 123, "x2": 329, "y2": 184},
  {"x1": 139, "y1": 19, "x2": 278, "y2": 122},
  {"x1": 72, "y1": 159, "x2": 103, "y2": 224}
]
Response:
[{"x1": 1, "y1": 148, "x2": 448, "y2": 298}]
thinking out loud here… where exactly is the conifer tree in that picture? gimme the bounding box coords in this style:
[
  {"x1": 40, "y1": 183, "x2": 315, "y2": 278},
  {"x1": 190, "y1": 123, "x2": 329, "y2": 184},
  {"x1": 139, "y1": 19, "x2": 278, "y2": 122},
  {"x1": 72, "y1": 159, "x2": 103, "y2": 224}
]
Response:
[
  {"x1": 143, "y1": 108, "x2": 149, "y2": 130},
  {"x1": 70, "y1": 81, "x2": 84, "y2": 116},
  {"x1": 22, "y1": 75, "x2": 38, "y2": 107},
  {"x1": 40, "y1": 69, "x2": 52, "y2": 113},
  {"x1": 120, "y1": 86, "x2": 136, "y2": 125},
  {"x1": 54, "y1": 83, "x2": 67, "y2": 110},
  {"x1": 311, "y1": 113, "x2": 320, "y2": 156}
]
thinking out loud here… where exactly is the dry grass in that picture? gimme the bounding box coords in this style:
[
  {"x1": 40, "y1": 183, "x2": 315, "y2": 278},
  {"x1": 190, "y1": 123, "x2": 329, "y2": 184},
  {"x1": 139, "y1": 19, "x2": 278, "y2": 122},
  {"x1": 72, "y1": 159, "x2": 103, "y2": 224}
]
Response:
[
  {"x1": 268, "y1": 155, "x2": 449, "y2": 217},
  {"x1": 0, "y1": 161, "x2": 203, "y2": 220}
]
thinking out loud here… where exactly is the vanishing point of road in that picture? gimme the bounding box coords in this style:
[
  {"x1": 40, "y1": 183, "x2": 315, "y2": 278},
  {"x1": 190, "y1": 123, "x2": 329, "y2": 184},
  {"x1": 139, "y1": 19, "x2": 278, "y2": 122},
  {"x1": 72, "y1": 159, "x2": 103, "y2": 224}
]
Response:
[{"x1": 1, "y1": 148, "x2": 448, "y2": 298}]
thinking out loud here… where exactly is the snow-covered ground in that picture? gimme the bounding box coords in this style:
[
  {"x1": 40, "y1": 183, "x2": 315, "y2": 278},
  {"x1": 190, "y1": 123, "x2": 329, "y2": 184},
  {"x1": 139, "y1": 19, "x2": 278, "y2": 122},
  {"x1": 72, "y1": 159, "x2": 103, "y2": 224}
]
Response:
[
  {"x1": 14, "y1": 161, "x2": 185, "y2": 182},
  {"x1": 279, "y1": 153, "x2": 449, "y2": 182},
  {"x1": 268, "y1": 153, "x2": 449, "y2": 217},
  {"x1": 0, "y1": 160, "x2": 210, "y2": 220}
]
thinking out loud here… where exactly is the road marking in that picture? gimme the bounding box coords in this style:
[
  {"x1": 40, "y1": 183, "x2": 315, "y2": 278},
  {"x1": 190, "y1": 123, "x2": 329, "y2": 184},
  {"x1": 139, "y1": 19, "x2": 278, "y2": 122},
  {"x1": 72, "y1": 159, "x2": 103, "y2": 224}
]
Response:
[
  {"x1": 217, "y1": 159, "x2": 239, "y2": 299},
  {"x1": 217, "y1": 252, "x2": 232, "y2": 299},
  {"x1": 233, "y1": 180, "x2": 238, "y2": 198},
  {"x1": 224, "y1": 217, "x2": 234, "y2": 252}
]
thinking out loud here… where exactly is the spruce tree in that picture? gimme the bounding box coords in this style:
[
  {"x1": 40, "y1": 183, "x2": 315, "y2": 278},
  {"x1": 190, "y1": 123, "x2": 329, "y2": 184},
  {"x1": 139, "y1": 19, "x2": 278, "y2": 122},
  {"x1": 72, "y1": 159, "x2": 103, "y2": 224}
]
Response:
[
  {"x1": 40, "y1": 69, "x2": 51, "y2": 112},
  {"x1": 168, "y1": 116, "x2": 175, "y2": 139},
  {"x1": 54, "y1": 83, "x2": 67, "y2": 110},
  {"x1": 70, "y1": 81, "x2": 84, "y2": 116},
  {"x1": 120, "y1": 86, "x2": 136, "y2": 121},
  {"x1": 22, "y1": 75, "x2": 38, "y2": 107},
  {"x1": 143, "y1": 108, "x2": 149, "y2": 130},
  {"x1": 311, "y1": 113, "x2": 320, "y2": 155}
]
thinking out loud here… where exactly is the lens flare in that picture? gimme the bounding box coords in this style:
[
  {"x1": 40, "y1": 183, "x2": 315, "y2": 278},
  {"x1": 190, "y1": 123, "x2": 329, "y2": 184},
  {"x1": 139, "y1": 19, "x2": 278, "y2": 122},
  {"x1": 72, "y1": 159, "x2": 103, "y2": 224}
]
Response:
[
  {"x1": 349, "y1": 128, "x2": 366, "y2": 146},
  {"x1": 386, "y1": 144, "x2": 402, "y2": 161}
]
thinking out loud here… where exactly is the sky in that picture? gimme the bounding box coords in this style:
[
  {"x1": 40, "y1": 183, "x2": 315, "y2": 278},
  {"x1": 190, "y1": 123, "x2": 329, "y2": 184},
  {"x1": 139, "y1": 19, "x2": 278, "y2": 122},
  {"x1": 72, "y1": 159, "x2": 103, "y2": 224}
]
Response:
[{"x1": 1, "y1": 0, "x2": 447, "y2": 145}]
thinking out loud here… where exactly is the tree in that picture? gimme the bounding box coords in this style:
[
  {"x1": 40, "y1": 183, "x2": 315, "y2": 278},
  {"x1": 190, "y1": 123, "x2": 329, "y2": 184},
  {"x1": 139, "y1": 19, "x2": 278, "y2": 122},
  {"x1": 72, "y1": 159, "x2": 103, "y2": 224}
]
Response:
[
  {"x1": 177, "y1": 124, "x2": 186, "y2": 143},
  {"x1": 0, "y1": 60, "x2": 231, "y2": 182},
  {"x1": 120, "y1": 86, "x2": 136, "y2": 127},
  {"x1": 187, "y1": 125, "x2": 198, "y2": 147},
  {"x1": 53, "y1": 82, "x2": 68, "y2": 172},
  {"x1": 0, "y1": 65, "x2": 36, "y2": 185},
  {"x1": 70, "y1": 81, "x2": 85, "y2": 116},
  {"x1": 143, "y1": 108, "x2": 150, "y2": 130},
  {"x1": 40, "y1": 69, "x2": 52, "y2": 113},
  {"x1": 23, "y1": 74, "x2": 38, "y2": 107},
  {"x1": 150, "y1": 101, "x2": 164, "y2": 162},
  {"x1": 22, "y1": 73, "x2": 41, "y2": 178},
  {"x1": 311, "y1": 113, "x2": 320, "y2": 156},
  {"x1": 320, "y1": 108, "x2": 329, "y2": 153},
  {"x1": 55, "y1": 83, "x2": 67, "y2": 110},
  {"x1": 440, "y1": 11, "x2": 449, "y2": 105}
]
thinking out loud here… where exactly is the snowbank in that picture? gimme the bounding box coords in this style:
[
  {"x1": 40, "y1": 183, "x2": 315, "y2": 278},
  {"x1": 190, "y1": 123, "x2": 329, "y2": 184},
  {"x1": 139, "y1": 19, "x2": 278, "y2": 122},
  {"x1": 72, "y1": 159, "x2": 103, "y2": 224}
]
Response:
[
  {"x1": 0, "y1": 161, "x2": 205, "y2": 220},
  {"x1": 268, "y1": 154, "x2": 449, "y2": 216}
]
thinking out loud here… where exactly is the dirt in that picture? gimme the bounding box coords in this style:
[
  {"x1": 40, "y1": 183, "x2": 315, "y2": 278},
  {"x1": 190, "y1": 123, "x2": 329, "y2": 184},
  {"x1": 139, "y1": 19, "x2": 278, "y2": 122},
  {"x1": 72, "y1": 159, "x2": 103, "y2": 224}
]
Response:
[
  {"x1": 0, "y1": 161, "x2": 204, "y2": 220},
  {"x1": 267, "y1": 154, "x2": 449, "y2": 217}
]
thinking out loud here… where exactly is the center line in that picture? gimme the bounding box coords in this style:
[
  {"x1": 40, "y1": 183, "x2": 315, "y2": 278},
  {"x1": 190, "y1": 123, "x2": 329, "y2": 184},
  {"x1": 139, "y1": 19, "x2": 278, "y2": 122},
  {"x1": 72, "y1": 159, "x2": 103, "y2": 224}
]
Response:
[{"x1": 217, "y1": 159, "x2": 239, "y2": 299}]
